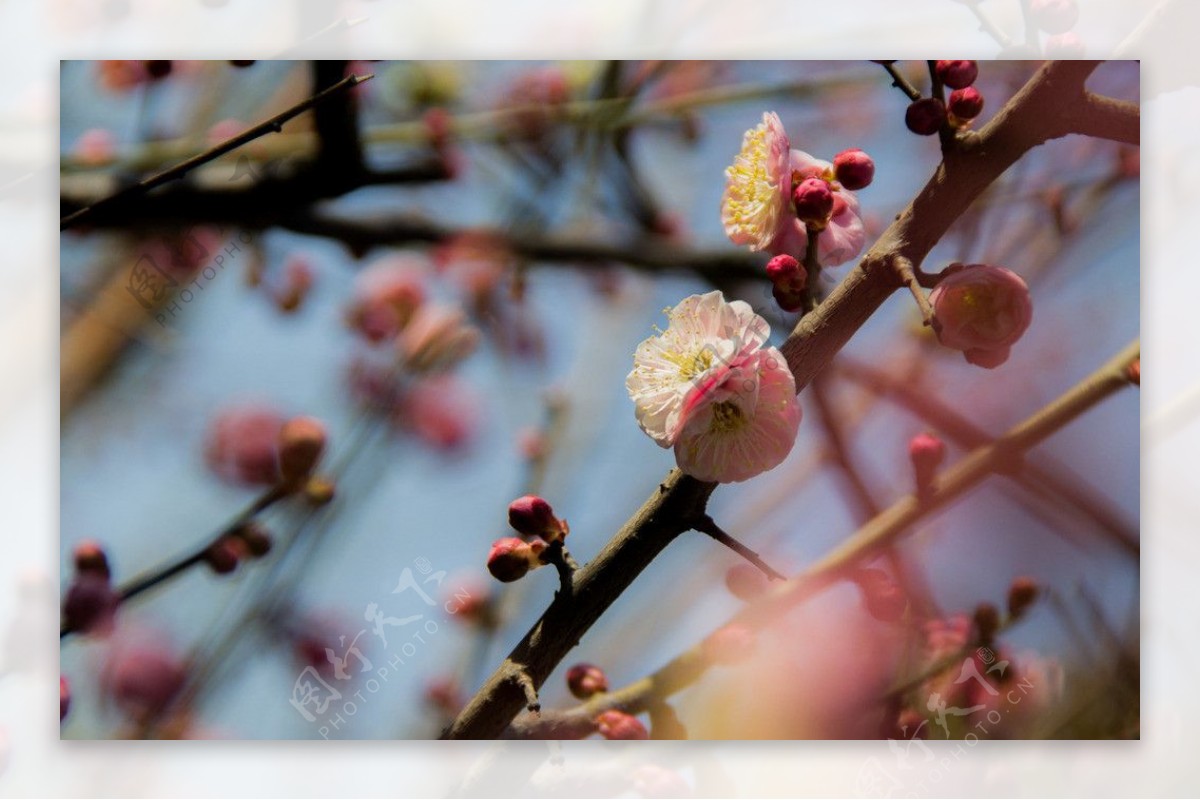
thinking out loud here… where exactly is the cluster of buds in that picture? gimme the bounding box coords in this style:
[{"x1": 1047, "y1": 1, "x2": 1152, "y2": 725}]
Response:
[
  {"x1": 203, "y1": 521, "x2": 274, "y2": 575},
  {"x1": 904, "y1": 60, "x2": 984, "y2": 137},
  {"x1": 486, "y1": 495, "x2": 571, "y2": 582},
  {"x1": 62, "y1": 540, "x2": 118, "y2": 635}
]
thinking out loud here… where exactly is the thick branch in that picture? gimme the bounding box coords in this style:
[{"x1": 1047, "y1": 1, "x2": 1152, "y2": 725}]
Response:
[{"x1": 60, "y1": 72, "x2": 373, "y2": 230}]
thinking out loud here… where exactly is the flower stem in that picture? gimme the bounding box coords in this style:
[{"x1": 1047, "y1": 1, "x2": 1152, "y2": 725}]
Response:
[{"x1": 693, "y1": 515, "x2": 785, "y2": 581}]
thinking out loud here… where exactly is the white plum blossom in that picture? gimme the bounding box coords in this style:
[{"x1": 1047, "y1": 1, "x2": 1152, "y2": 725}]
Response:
[
  {"x1": 721, "y1": 112, "x2": 793, "y2": 252},
  {"x1": 626, "y1": 291, "x2": 801, "y2": 483}
]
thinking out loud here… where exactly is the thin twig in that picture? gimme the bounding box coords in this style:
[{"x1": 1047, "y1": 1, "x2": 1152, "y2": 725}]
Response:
[
  {"x1": 892, "y1": 254, "x2": 939, "y2": 329},
  {"x1": 877, "y1": 61, "x2": 922, "y2": 101},
  {"x1": 693, "y1": 515, "x2": 785, "y2": 581},
  {"x1": 60, "y1": 73, "x2": 374, "y2": 230}
]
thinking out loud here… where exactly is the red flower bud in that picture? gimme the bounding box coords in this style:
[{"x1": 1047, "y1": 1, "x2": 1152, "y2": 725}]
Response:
[
  {"x1": 595, "y1": 709, "x2": 649, "y2": 740},
  {"x1": 905, "y1": 98, "x2": 947, "y2": 136},
  {"x1": 507, "y1": 495, "x2": 568, "y2": 542},
  {"x1": 63, "y1": 573, "x2": 118, "y2": 635},
  {"x1": 935, "y1": 60, "x2": 978, "y2": 90},
  {"x1": 792, "y1": 177, "x2": 834, "y2": 226},
  {"x1": 73, "y1": 540, "x2": 111, "y2": 580},
  {"x1": 204, "y1": 538, "x2": 241, "y2": 575},
  {"x1": 486, "y1": 537, "x2": 545, "y2": 583},
  {"x1": 1007, "y1": 577, "x2": 1039, "y2": 619},
  {"x1": 566, "y1": 663, "x2": 609, "y2": 699},
  {"x1": 278, "y1": 416, "x2": 327, "y2": 484},
  {"x1": 909, "y1": 432, "x2": 946, "y2": 497},
  {"x1": 724, "y1": 563, "x2": 769, "y2": 601},
  {"x1": 948, "y1": 87, "x2": 984, "y2": 122},
  {"x1": 765, "y1": 254, "x2": 803, "y2": 288},
  {"x1": 832, "y1": 148, "x2": 875, "y2": 191}
]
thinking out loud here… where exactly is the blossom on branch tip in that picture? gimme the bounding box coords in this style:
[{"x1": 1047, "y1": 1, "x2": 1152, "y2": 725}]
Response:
[
  {"x1": 721, "y1": 112, "x2": 792, "y2": 252},
  {"x1": 486, "y1": 537, "x2": 546, "y2": 583},
  {"x1": 508, "y1": 495, "x2": 568, "y2": 543},
  {"x1": 928, "y1": 264, "x2": 1032, "y2": 368},
  {"x1": 935, "y1": 60, "x2": 978, "y2": 90},
  {"x1": 906, "y1": 98, "x2": 947, "y2": 136},
  {"x1": 948, "y1": 87, "x2": 984, "y2": 123},
  {"x1": 626, "y1": 291, "x2": 800, "y2": 483}
]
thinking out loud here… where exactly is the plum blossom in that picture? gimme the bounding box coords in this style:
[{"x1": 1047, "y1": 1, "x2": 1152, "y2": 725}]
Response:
[
  {"x1": 626, "y1": 291, "x2": 801, "y2": 483},
  {"x1": 721, "y1": 112, "x2": 793, "y2": 252},
  {"x1": 929, "y1": 264, "x2": 1033, "y2": 368},
  {"x1": 721, "y1": 113, "x2": 866, "y2": 266}
]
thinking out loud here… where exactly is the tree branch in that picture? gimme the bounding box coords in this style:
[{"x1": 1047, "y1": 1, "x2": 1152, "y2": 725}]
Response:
[{"x1": 441, "y1": 61, "x2": 1124, "y2": 740}]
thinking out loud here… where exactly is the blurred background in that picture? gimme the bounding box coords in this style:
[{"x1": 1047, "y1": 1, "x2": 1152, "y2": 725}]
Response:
[{"x1": 56, "y1": 58, "x2": 1138, "y2": 743}]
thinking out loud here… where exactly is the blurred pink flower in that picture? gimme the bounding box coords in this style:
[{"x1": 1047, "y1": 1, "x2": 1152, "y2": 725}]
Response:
[
  {"x1": 96, "y1": 60, "x2": 148, "y2": 92},
  {"x1": 399, "y1": 375, "x2": 480, "y2": 451},
  {"x1": 204, "y1": 403, "x2": 285, "y2": 485},
  {"x1": 397, "y1": 304, "x2": 481, "y2": 374},
  {"x1": 103, "y1": 637, "x2": 187, "y2": 722},
  {"x1": 721, "y1": 112, "x2": 793, "y2": 252},
  {"x1": 347, "y1": 256, "x2": 428, "y2": 343},
  {"x1": 72, "y1": 128, "x2": 116, "y2": 166},
  {"x1": 929, "y1": 264, "x2": 1033, "y2": 368},
  {"x1": 626, "y1": 291, "x2": 769, "y2": 447}
]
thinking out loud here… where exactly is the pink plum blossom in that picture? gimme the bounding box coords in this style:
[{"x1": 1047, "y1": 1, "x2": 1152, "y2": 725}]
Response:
[
  {"x1": 347, "y1": 256, "x2": 428, "y2": 343},
  {"x1": 204, "y1": 404, "x2": 285, "y2": 486},
  {"x1": 626, "y1": 291, "x2": 801, "y2": 483},
  {"x1": 768, "y1": 150, "x2": 866, "y2": 266},
  {"x1": 721, "y1": 112, "x2": 793, "y2": 252},
  {"x1": 929, "y1": 264, "x2": 1033, "y2": 368}
]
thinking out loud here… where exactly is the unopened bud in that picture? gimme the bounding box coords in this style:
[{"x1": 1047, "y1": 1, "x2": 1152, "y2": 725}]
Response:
[
  {"x1": 935, "y1": 60, "x2": 978, "y2": 90},
  {"x1": 566, "y1": 663, "x2": 609, "y2": 699},
  {"x1": 595, "y1": 709, "x2": 649, "y2": 740},
  {"x1": 73, "y1": 540, "x2": 111, "y2": 579},
  {"x1": 233, "y1": 522, "x2": 273, "y2": 558},
  {"x1": 1007, "y1": 577, "x2": 1039, "y2": 619},
  {"x1": 948, "y1": 87, "x2": 984, "y2": 122},
  {"x1": 63, "y1": 574, "x2": 118, "y2": 635},
  {"x1": 909, "y1": 432, "x2": 946, "y2": 497},
  {"x1": 792, "y1": 177, "x2": 834, "y2": 227},
  {"x1": 507, "y1": 495, "x2": 568, "y2": 542},
  {"x1": 772, "y1": 283, "x2": 807, "y2": 313},
  {"x1": 278, "y1": 416, "x2": 327, "y2": 484},
  {"x1": 204, "y1": 539, "x2": 241, "y2": 574},
  {"x1": 724, "y1": 563, "x2": 769, "y2": 601},
  {"x1": 304, "y1": 476, "x2": 337, "y2": 505},
  {"x1": 486, "y1": 537, "x2": 546, "y2": 583},
  {"x1": 973, "y1": 602, "x2": 1001, "y2": 644},
  {"x1": 905, "y1": 98, "x2": 947, "y2": 137},
  {"x1": 832, "y1": 148, "x2": 875, "y2": 191}
]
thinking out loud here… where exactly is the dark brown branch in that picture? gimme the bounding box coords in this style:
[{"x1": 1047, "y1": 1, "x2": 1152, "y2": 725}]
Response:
[
  {"x1": 60, "y1": 72, "x2": 374, "y2": 230},
  {"x1": 877, "y1": 61, "x2": 922, "y2": 101},
  {"x1": 693, "y1": 515, "x2": 785, "y2": 581}
]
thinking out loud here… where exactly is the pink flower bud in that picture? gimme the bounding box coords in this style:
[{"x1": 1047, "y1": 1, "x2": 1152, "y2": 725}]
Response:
[
  {"x1": 832, "y1": 148, "x2": 875, "y2": 190},
  {"x1": 397, "y1": 304, "x2": 480, "y2": 374},
  {"x1": 1007, "y1": 577, "x2": 1039, "y2": 618},
  {"x1": 701, "y1": 623, "x2": 756, "y2": 665},
  {"x1": 486, "y1": 537, "x2": 545, "y2": 583},
  {"x1": 73, "y1": 540, "x2": 111, "y2": 579},
  {"x1": 566, "y1": 663, "x2": 609, "y2": 699},
  {"x1": 935, "y1": 60, "x2": 978, "y2": 90},
  {"x1": 1044, "y1": 32, "x2": 1085, "y2": 58},
  {"x1": 765, "y1": 254, "x2": 804, "y2": 290},
  {"x1": 948, "y1": 87, "x2": 984, "y2": 121},
  {"x1": 855, "y1": 567, "x2": 908, "y2": 623},
  {"x1": 233, "y1": 522, "x2": 273, "y2": 557},
  {"x1": 928, "y1": 264, "x2": 1032, "y2": 368},
  {"x1": 905, "y1": 98, "x2": 947, "y2": 136},
  {"x1": 508, "y1": 495, "x2": 568, "y2": 542},
  {"x1": 203, "y1": 538, "x2": 241, "y2": 574},
  {"x1": 792, "y1": 177, "x2": 834, "y2": 226},
  {"x1": 60, "y1": 676, "x2": 71, "y2": 722},
  {"x1": 772, "y1": 283, "x2": 807, "y2": 313},
  {"x1": 205, "y1": 404, "x2": 285, "y2": 486},
  {"x1": 73, "y1": 128, "x2": 117, "y2": 166},
  {"x1": 104, "y1": 642, "x2": 187, "y2": 721},
  {"x1": 724, "y1": 563, "x2": 769, "y2": 601},
  {"x1": 1030, "y1": 0, "x2": 1079, "y2": 34},
  {"x1": 278, "y1": 416, "x2": 327, "y2": 483},
  {"x1": 595, "y1": 709, "x2": 648, "y2": 740},
  {"x1": 63, "y1": 573, "x2": 118, "y2": 635},
  {"x1": 909, "y1": 432, "x2": 946, "y2": 496}
]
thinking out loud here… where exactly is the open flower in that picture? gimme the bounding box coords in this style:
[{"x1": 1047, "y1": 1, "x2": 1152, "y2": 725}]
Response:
[
  {"x1": 626, "y1": 291, "x2": 768, "y2": 446},
  {"x1": 929, "y1": 264, "x2": 1033, "y2": 368},
  {"x1": 626, "y1": 291, "x2": 800, "y2": 483},
  {"x1": 721, "y1": 112, "x2": 792, "y2": 251}
]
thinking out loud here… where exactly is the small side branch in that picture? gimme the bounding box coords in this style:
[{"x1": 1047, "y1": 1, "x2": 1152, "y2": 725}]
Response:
[
  {"x1": 892, "y1": 255, "x2": 938, "y2": 330},
  {"x1": 877, "y1": 61, "x2": 922, "y2": 101},
  {"x1": 693, "y1": 515, "x2": 785, "y2": 581},
  {"x1": 60, "y1": 72, "x2": 374, "y2": 230}
]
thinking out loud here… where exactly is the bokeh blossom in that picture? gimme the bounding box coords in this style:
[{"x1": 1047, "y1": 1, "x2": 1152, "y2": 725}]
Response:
[
  {"x1": 929, "y1": 264, "x2": 1033, "y2": 368},
  {"x1": 626, "y1": 291, "x2": 800, "y2": 483}
]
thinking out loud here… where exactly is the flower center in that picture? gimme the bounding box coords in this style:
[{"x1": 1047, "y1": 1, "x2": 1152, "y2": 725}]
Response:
[
  {"x1": 709, "y1": 400, "x2": 747, "y2": 434},
  {"x1": 662, "y1": 347, "x2": 715, "y2": 381}
]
